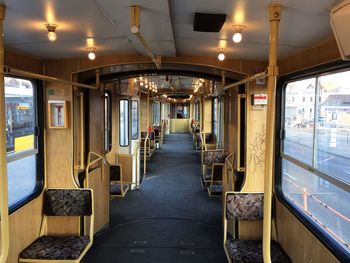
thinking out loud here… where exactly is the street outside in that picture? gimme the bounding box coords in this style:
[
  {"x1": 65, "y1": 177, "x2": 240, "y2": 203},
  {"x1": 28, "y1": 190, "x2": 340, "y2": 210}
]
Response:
[{"x1": 283, "y1": 126, "x2": 350, "y2": 252}]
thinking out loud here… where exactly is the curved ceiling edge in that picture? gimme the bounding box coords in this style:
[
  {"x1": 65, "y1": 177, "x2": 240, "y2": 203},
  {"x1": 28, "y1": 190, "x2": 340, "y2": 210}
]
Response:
[{"x1": 74, "y1": 62, "x2": 246, "y2": 84}]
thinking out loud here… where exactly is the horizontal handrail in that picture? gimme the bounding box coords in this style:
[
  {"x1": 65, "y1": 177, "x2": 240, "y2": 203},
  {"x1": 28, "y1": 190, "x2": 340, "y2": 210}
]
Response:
[
  {"x1": 223, "y1": 69, "x2": 267, "y2": 90},
  {"x1": 4, "y1": 66, "x2": 99, "y2": 90}
]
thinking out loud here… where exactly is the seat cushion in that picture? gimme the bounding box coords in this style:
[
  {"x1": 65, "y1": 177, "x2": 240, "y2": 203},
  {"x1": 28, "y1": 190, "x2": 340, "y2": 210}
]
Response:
[
  {"x1": 208, "y1": 184, "x2": 222, "y2": 195},
  {"x1": 20, "y1": 236, "x2": 90, "y2": 260},
  {"x1": 225, "y1": 238, "x2": 291, "y2": 263},
  {"x1": 110, "y1": 183, "x2": 128, "y2": 195}
]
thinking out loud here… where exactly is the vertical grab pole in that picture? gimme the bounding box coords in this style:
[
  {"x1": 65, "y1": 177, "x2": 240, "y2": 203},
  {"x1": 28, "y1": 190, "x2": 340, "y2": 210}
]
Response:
[
  {"x1": 263, "y1": 5, "x2": 282, "y2": 263},
  {"x1": 0, "y1": 5, "x2": 9, "y2": 263}
]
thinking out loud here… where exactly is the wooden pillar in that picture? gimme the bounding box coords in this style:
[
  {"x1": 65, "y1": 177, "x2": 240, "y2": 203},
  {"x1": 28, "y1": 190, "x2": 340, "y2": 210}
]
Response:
[
  {"x1": 0, "y1": 5, "x2": 9, "y2": 263},
  {"x1": 263, "y1": 5, "x2": 282, "y2": 263}
]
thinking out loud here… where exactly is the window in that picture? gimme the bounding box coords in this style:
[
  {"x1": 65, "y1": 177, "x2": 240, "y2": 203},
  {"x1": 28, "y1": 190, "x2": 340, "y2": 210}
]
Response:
[
  {"x1": 119, "y1": 99, "x2": 129, "y2": 146},
  {"x1": 212, "y1": 98, "x2": 218, "y2": 136},
  {"x1": 131, "y1": 100, "x2": 139, "y2": 140},
  {"x1": 195, "y1": 102, "x2": 200, "y2": 121},
  {"x1": 152, "y1": 102, "x2": 161, "y2": 125},
  {"x1": 104, "y1": 92, "x2": 112, "y2": 152},
  {"x1": 278, "y1": 67, "x2": 350, "y2": 261},
  {"x1": 5, "y1": 76, "x2": 43, "y2": 211}
]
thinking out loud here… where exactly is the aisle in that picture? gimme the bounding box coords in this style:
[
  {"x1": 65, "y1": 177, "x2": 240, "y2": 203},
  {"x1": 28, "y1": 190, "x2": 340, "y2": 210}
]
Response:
[{"x1": 83, "y1": 134, "x2": 226, "y2": 263}]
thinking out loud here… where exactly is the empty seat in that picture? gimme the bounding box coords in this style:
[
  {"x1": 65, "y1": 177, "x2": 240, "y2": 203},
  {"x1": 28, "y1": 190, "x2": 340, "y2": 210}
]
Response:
[
  {"x1": 19, "y1": 188, "x2": 94, "y2": 262},
  {"x1": 207, "y1": 163, "x2": 224, "y2": 196},
  {"x1": 201, "y1": 149, "x2": 227, "y2": 179},
  {"x1": 110, "y1": 164, "x2": 129, "y2": 197},
  {"x1": 223, "y1": 192, "x2": 291, "y2": 263}
]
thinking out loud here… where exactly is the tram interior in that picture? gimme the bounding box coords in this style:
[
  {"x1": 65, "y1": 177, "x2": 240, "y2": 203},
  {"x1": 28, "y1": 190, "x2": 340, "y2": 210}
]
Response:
[{"x1": 0, "y1": 0, "x2": 350, "y2": 263}]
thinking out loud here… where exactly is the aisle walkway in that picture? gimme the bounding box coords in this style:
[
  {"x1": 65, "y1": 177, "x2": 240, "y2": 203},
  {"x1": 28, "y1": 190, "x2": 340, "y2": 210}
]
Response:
[{"x1": 83, "y1": 134, "x2": 226, "y2": 263}]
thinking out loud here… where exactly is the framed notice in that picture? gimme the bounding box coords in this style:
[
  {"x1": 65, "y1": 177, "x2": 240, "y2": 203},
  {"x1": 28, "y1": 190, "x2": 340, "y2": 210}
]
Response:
[{"x1": 48, "y1": 100, "x2": 68, "y2": 128}]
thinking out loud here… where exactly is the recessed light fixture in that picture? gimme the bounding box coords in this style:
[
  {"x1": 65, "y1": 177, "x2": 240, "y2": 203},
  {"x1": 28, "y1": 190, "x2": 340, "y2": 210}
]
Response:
[
  {"x1": 45, "y1": 24, "x2": 58, "y2": 42},
  {"x1": 87, "y1": 47, "x2": 96, "y2": 60},
  {"x1": 232, "y1": 25, "x2": 246, "y2": 43},
  {"x1": 218, "y1": 48, "x2": 225, "y2": 61}
]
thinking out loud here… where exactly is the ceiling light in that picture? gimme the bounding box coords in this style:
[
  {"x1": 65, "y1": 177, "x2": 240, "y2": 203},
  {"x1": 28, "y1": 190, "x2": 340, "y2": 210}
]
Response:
[
  {"x1": 145, "y1": 84, "x2": 149, "y2": 88},
  {"x1": 232, "y1": 25, "x2": 246, "y2": 43},
  {"x1": 218, "y1": 52, "x2": 225, "y2": 61},
  {"x1": 134, "y1": 78, "x2": 137, "y2": 83},
  {"x1": 87, "y1": 47, "x2": 96, "y2": 60},
  {"x1": 140, "y1": 82, "x2": 144, "y2": 86},
  {"x1": 45, "y1": 24, "x2": 58, "y2": 42}
]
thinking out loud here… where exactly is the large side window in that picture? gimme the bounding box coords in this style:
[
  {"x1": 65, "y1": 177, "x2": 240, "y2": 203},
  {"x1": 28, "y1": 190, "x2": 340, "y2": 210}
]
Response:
[
  {"x1": 104, "y1": 91, "x2": 112, "y2": 152},
  {"x1": 119, "y1": 99, "x2": 129, "y2": 147},
  {"x1": 152, "y1": 102, "x2": 161, "y2": 125},
  {"x1": 5, "y1": 76, "x2": 43, "y2": 211},
  {"x1": 278, "y1": 68, "x2": 350, "y2": 261},
  {"x1": 131, "y1": 100, "x2": 139, "y2": 140}
]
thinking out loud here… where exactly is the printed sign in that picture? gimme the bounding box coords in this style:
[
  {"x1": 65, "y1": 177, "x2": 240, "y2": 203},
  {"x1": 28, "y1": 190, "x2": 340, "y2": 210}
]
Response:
[{"x1": 252, "y1": 94, "x2": 268, "y2": 105}]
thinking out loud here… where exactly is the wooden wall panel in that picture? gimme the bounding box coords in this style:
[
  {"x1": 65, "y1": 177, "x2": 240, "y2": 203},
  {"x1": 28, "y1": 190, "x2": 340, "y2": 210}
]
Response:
[
  {"x1": 243, "y1": 82, "x2": 267, "y2": 192},
  {"x1": 5, "y1": 49, "x2": 43, "y2": 73},
  {"x1": 203, "y1": 98, "x2": 212, "y2": 133},
  {"x1": 276, "y1": 200, "x2": 339, "y2": 263},
  {"x1": 118, "y1": 155, "x2": 133, "y2": 183},
  {"x1": 140, "y1": 93, "x2": 149, "y2": 132},
  {"x1": 279, "y1": 38, "x2": 341, "y2": 75},
  {"x1": 87, "y1": 89, "x2": 110, "y2": 233}
]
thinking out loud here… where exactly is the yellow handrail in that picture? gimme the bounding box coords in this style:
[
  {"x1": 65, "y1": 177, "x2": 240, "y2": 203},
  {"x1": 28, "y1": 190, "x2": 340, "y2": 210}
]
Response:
[
  {"x1": 143, "y1": 133, "x2": 149, "y2": 175},
  {"x1": 86, "y1": 151, "x2": 105, "y2": 187},
  {"x1": 0, "y1": 5, "x2": 9, "y2": 263},
  {"x1": 263, "y1": 5, "x2": 282, "y2": 263}
]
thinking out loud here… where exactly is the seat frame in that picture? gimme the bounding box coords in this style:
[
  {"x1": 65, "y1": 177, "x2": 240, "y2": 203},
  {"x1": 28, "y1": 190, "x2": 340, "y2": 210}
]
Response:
[
  {"x1": 206, "y1": 163, "x2": 224, "y2": 197},
  {"x1": 110, "y1": 163, "x2": 129, "y2": 198},
  {"x1": 19, "y1": 188, "x2": 94, "y2": 263}
]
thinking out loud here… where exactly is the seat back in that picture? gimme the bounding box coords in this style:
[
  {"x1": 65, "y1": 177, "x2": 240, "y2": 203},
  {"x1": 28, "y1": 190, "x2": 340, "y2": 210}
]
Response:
[
  {"x1": 44, "y1": 189, "x2": 92, "y2": 216},
  {"x1": 225, "y1": 192, "x2": 264, "y2": 221},
  {"x1": 203, "y1": 150, "x2": 227, "y2": 165},
  {"x1": 110, "y1": 165, "x2": 121, "y2": 181}
]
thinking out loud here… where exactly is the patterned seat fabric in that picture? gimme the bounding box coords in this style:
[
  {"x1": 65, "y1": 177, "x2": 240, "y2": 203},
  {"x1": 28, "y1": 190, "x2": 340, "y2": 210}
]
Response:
[
  {"x1": 226, "y1": 193, "x2": 264, "y2": 220},
  {"x1": 110, "y1": 183, "x2": 128, "y2": 194},
  {"x1": 225, "y1": 238, "x2": 291, "y2": 263},
  {"x1": 20, "y1": 236, "x2": 90, "y2": 260},
  {"x1": 44, "y1": 189, "x2": 92, "y2": 216},
  {"x1": 203, "y1": 150, "x2": 227, "y2": 165}
]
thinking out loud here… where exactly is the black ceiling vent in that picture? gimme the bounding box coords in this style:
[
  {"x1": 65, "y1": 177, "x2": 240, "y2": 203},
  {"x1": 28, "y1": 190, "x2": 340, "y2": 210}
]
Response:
[{"x1": 193, "y1": 13, "x2": 226, "y2": 32}]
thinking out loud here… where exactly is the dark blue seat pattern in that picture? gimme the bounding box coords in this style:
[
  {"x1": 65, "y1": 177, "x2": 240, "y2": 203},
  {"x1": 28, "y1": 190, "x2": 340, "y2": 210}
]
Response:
[{"x1": 20, "y1": 236, "x2": 90, "y2": 260}]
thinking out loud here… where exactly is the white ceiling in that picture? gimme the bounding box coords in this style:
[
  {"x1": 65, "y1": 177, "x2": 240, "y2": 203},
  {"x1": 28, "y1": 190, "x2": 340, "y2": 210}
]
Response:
[{"x1": 1, "y1": 0, "x2": 338, "y2": 61}]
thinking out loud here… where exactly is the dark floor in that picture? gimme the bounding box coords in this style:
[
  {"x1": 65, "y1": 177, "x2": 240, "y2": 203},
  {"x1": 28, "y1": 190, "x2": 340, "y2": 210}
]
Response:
[{"x1": 83, "y1": 134, "x2": 227, "y2": 263}]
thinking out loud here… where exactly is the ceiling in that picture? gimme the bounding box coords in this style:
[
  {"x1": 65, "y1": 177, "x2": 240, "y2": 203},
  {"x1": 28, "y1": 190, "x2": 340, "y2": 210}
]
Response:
[{"x1": 1, "y1": 0, "x2": 338, "y2": 61}]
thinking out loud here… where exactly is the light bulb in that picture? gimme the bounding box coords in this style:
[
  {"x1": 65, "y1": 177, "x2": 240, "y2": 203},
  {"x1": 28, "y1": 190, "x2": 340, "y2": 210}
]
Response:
[
  {"x1": 131, "y1": 25, "x2": 139, "y2": 34},
  {"x1": 88, "y1": 52, "x2": 96, "y2": 60},
  {"x1": 133, "y1": 78, "x2": 137, "y2": 83},
  {"x1": 232, "y1": 32, "x2": 242, "y2": 43},
  {"x1": 47, "y1": 31, "x2": 57, "y2": 42},
  {"x1": 218, "y1": 53, "x2": 225, "y2": 61}
]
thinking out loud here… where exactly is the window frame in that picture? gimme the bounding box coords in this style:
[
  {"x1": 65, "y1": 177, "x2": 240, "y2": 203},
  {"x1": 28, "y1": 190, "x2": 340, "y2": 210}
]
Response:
[
  {"x1": 5, "y1": 76, "x2": 44, "y2": 214},
  {"x1": 119, "y1": 99, "x2": 129, "y2": 147},
  {"x1": 275, "y1": 60, "x2": 350, "y2": 263},
  {"x1": 104, "y1": 91, "x2": 112, "y2": 152},
  {"x1": 131, "y1": 100, "x2": 139, "y2": 140}
]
